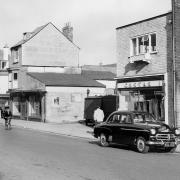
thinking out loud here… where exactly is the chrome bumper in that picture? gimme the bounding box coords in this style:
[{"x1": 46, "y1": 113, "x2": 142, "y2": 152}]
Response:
[{"x1": 146, "y1": 140, "x2": 177, "y2": 147}]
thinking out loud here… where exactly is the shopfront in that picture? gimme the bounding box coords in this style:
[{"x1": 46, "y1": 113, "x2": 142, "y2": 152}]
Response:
[
  {"x1": 10, "y1": 90, "x2": 46, "y2": 121},
  {"x1": 117, "y1": 75, "x2": 165, "y2": 121}
]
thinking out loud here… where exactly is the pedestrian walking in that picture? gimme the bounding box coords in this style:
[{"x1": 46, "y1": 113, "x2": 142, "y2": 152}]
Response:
[
  {"x1": 3, "y1": 106, "x2": 12, "y2": 130},
  {"x1": 93, "y1": 106, "x2": 104, "y2": 125}
]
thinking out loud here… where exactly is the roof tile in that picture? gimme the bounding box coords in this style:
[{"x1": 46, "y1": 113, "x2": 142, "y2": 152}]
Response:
[{"x1": 28, "y1": 72, "x2": 105, "y2": 87}]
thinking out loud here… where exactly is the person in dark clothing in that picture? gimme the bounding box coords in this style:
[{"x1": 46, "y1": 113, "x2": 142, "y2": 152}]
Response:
[
  {"x1": 3, "y1": 106, "x2": 12, "y2": 130},
  {"x1": 1, "y1": 107, "x2": 5, "y2": 119}
]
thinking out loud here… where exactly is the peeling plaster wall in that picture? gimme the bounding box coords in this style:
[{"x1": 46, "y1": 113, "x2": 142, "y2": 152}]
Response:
[{"x1": 45, "y1": 86, "x2": 105, "y2": 123}]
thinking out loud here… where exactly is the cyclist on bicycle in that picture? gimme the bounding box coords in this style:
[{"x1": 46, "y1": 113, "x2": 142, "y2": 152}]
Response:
[{"x1": 4, "y1": 106, "x2": 12, "y2": 130}]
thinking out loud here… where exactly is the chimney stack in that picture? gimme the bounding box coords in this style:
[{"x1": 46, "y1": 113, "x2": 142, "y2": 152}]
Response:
[{"x1": 62, "y1": 22, "x2": 73, "y2": 42}]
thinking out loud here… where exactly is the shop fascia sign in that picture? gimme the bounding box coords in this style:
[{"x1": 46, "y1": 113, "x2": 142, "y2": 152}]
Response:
[{"x1": 117, "y1": 80, "x2": 163, "y2": 88}]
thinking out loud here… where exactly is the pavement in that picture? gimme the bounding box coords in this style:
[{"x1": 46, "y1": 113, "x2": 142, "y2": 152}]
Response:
[
  {"x1": 0, "y1": 118, "x2": 95, "y2": 140},
  {"x1": 0, "y1": 118, "x2": 179, "y2": 153}
]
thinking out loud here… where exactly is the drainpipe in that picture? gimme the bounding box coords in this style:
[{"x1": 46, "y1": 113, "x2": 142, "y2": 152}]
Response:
[{"x1": 172, "y1": 0, "x2": 177, "y2": 127}]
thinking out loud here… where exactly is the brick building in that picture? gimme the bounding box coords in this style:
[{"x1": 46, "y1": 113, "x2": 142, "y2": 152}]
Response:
[{"x1": 115, "y1": 9, "x2": 180, "y2": 127}]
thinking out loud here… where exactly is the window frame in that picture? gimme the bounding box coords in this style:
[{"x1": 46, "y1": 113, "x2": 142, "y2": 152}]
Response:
[
  {"x1": 130, "y1": 32, "x2": 157, "y2": 56},
  {"x1": 13, "y1": 72, "x2": 18, "y2": 80},
  {"x1": 13, "y1": 48, "x2": 19, "y2": 63}
]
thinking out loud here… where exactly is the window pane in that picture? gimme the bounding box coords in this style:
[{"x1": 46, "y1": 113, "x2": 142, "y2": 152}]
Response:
[
  {"x1": 138, "y1": 37, "x2": 143, "y2": 54},
  {"x1": 13, "y1": 97, "x2": 21, "y2": 115},
  {"x1": 14, "y1": 73, "x2": 18, "y2": 80},
  {"x1": 132, "y1": 38, "x2": 137, "y2": 55},
  {"x1": 29, "y1": 96, "x2": 41, "y2": 116},
  {"x1": 15, "y1": 49, "x2": 18, "y2": 59},
  {"x1": 2, "y1": 62, "x2": 6, "y2": 69},
  {"x1": 144, "y1": 35, "x2": 149, "y2": 53},
  {"x1": 151, "y1": 34, "x2": 156, "y2": 51}
]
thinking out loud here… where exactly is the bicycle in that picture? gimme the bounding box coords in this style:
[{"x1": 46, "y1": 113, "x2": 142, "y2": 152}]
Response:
[{"x1": 5, "y1": 117, "x2": 12, "y2": 130}]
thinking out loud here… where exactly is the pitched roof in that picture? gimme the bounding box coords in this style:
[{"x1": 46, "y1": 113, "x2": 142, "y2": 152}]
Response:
[
  {"x1": 82, "y1": 70, "x2": 116, "y2": 80},
  {"x1": 28, "y1": 72, "x2": 105, "y2": 88},
  {"x1": 11, "y1": 24, "x2": 48, "y2": 48},
  {"x1": 11, "y1": 22, "x2": 80, "y2": 49}
]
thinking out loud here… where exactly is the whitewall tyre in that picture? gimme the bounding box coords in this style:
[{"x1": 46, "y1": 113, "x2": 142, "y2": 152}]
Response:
[{"x1": 136, "y1": 137, "x2": 149, "y2": 153}]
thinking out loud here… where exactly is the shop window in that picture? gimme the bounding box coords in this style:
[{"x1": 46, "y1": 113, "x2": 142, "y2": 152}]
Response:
[
  {"x1": 29, "y1": 96, "x2": 40, "y2": 117},
  {"x1": 130, "y1": 33, "x2": 156, "y2": 56},
  {"x1": 12, "y1": 97, "x2": 21, "y2": 116}
]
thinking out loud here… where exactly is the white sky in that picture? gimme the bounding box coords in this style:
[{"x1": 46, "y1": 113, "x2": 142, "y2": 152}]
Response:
[{"x1": 0, "y1": 0, "x2": 171, "y2": 65}]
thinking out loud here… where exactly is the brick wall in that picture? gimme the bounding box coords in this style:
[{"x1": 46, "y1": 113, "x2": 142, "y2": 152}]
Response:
[
  {"x1": 116, "y1": 13, "x2": 172, "y2": 78},
  {"x1": 174, "y1": 0, "x2": 180, "y2": 127},
  {"x1": 116, "y1": 13, "x2": 176, "y2": 126}
]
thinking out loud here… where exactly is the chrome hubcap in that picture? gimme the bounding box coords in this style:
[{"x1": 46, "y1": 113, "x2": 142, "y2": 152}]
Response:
[
  {"x1": 138, "y1": 139, "x2": 145, "y2": 151},
  {"x1": 101, "y1": 135, "x2": 106, "y2": 145}
]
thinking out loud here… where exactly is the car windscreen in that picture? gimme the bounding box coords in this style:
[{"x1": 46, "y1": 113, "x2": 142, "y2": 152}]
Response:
[{"x1": 133, "y1": 113, "x2": 156, "y2": 123}]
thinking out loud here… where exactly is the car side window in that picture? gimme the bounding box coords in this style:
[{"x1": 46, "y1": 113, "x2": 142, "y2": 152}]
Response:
[
  {"x1": 112, "y1": 115, "x2": 120, "y2": 123},
  {"x1": 107, "y1": 114, "x2": 120, "y2": 124},
  {"x1": 133, "y1": 114, "x2": 144, "y2": 123},
  {"x1": 120, "y1": 114, "x2": 132, "y2": 124}
]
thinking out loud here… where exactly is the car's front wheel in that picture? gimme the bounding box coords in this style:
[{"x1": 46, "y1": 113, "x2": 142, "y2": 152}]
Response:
[
  {"x1": 136, "y1": 137, "x2": 149, "y2": 153},
  {"x1": 100, "y1": 133, "x2": 109, "y2": 147}
]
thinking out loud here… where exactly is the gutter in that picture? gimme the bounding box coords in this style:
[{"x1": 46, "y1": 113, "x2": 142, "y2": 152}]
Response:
[{"x1": 172, "y1": 0, "x2": 177, "y2": 127}]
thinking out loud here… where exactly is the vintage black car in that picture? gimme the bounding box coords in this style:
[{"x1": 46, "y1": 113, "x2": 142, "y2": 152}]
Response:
[{"x1": 93, "y1": 111, "x2": 180, "y2": 153}]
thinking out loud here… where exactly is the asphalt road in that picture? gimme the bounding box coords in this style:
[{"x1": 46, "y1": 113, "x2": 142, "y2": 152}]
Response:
[{"x1": 0, "y1": 126, "x2": 180, "y2": 180}]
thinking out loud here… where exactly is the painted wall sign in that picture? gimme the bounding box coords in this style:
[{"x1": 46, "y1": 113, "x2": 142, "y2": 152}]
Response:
[{"x1": 117, "y1": 80, "x2": 163, "y2": 89}]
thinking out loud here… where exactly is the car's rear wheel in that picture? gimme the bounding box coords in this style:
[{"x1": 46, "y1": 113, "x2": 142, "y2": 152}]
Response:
[
  {"x1": 136, "y1": 137, "x2": 149, "y2": 153},
  {"x1": 100, "y1": 133, "x2": 109, "y2": 147}
]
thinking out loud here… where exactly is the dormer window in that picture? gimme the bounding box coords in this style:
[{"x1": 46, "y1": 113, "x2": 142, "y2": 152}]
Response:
[{"x1": 130, "y1": 33, "x2": 156, "y2": 56}]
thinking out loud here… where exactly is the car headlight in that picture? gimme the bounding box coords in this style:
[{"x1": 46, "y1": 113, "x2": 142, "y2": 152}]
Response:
[
  {"x1": 150, "y1": 129, "x2": 156, "y2": 135},
  {"x1": 175, "y1": 129, "x2": 180, "y2": 136}
]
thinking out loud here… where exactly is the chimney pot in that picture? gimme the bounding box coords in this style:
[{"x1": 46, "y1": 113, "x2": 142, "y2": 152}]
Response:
[{"x1": 62, "y1": 22, "x2": 73, "y2": 42}]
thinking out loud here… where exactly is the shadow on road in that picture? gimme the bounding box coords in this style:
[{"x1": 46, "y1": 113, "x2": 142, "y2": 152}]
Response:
[{"x1": 88, "y1": 140, "x2": 175, "y2": 154}]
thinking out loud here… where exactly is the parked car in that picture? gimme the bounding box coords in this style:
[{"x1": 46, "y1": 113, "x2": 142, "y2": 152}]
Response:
[{"x1": 93, "y1": 111, "x2": 180, "y2": 153}]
